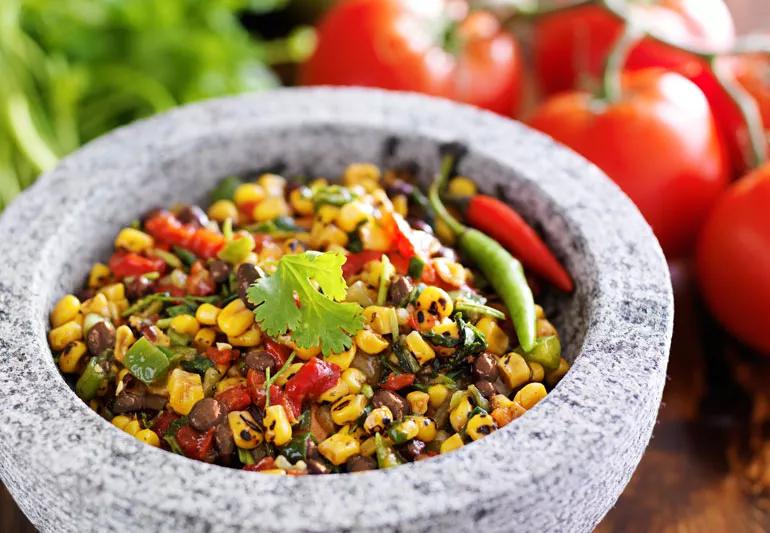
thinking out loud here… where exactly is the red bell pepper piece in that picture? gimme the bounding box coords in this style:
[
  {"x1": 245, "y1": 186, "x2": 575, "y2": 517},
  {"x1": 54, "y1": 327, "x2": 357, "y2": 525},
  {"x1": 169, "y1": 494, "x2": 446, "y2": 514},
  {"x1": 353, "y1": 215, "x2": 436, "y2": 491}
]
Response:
[
  {"x1": 342, "y1": 250, "x2": 381, "y2": 278},
  {"x1": 388, "y1": 212, "x2": 418, "y2": 259},
  {"x1": 381, "y1": 373, "x2": 415, "y2": 391},
  {"x1": 206, "y1": 346, "x2": 238, "y2": 366},
  {"x1": 152, "y1": 410, "x2": 180, "y2": 437},
  {"x1": 465, "y1": 195, "x2": 574, "y2": 293},
  {"x1": 244, "y1": 456, "x2": 276, "y2": 471},
  {"x1": 175, "y1": 425, "x2": 216, "y2": 461},
  {"x1": 215, "y1": 384, "x2": 252, "y2": 412},
  {"x1": 284, "y1": 357, "x2": 340, "y2": 418},
  {"x1": 145, "y1": 211, "x2": 224, "y2": 260},
  {"x1": 264, "y1": 338, "x2": 292, "y2": 367},
  {"x1": 108, "y1": 251, "x2": 166, "y2": 279}
]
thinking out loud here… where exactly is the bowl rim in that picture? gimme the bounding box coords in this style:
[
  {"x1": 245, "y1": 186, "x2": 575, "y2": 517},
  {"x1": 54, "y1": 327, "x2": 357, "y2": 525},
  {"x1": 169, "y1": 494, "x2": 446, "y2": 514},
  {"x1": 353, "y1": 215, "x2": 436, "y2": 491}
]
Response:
[{"x1": 0, "y1": 87, "x2": 673, "y2": 533}]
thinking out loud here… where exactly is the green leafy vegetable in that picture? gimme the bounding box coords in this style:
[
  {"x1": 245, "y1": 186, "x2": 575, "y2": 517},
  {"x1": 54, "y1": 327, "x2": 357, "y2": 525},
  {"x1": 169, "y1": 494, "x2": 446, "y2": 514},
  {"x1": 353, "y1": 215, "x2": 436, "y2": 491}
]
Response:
[
  {"x1": 247, "y1": 251, "x2": 364, "y2": 355},
  {"x1": 180, "y1": 355, "x2": 215, "y2": 377}
]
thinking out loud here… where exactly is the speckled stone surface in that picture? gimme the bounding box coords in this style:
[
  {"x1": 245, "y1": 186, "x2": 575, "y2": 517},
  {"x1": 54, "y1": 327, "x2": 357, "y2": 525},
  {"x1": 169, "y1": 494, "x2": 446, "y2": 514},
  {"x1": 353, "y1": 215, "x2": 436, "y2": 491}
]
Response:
[{"x1": 0, "y1": 88, "x2": 672, "y2": 532}]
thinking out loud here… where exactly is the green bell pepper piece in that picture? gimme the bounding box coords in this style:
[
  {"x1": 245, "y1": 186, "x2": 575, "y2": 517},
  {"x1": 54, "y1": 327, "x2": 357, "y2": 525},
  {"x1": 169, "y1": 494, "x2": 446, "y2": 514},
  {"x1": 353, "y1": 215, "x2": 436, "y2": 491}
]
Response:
[{"x1": 125, "y1": 337, "x2": 170, "y2": 384}]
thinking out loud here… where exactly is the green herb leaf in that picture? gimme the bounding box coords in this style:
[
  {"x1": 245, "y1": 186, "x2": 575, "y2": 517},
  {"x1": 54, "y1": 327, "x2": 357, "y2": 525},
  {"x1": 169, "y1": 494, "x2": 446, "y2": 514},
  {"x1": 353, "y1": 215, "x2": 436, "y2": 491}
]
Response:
[{"x1": 181, "y1": 355, "x2": 215, "y2": 376}]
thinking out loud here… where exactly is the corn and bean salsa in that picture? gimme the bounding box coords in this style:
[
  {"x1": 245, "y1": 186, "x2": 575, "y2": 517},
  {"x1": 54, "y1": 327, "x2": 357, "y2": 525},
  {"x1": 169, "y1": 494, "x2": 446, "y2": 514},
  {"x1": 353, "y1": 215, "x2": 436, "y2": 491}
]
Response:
[{"x1": 48, "y1": 163, "x2": 570, "y2": 474}]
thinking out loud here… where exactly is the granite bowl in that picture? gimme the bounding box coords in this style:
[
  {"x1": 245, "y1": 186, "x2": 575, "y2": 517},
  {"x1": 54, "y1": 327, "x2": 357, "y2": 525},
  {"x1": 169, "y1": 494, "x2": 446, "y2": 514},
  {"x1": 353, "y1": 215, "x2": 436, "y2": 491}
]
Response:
[{"x1": 0, "y1": 88, "x2": 672, "y2": 532}]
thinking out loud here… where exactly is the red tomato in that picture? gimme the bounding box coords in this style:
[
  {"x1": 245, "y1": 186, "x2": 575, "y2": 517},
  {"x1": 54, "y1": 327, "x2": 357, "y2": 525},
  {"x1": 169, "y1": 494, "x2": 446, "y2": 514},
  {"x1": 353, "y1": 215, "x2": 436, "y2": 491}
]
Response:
[
  {"x1": 380, "y1": 373, "x2": 415, "y2": 391},
  {"x1": 300, "y1": 0, "x2": 524, "y2": 115},
  {"x1": 696, "y1": 164, "x2": 770, "y2": 354},
  {"x1": 108, "y1": 251, "x2": 166, "y2": 279},
  {"x1": 528, "y1": 69, "x2": 729, "y2": 257},
  {"x1": 533, "y1": 0, "x2": 734, "y2": 96},
  {"x1": 206, "y1": 346, "x2": 238, "y2": 366}
]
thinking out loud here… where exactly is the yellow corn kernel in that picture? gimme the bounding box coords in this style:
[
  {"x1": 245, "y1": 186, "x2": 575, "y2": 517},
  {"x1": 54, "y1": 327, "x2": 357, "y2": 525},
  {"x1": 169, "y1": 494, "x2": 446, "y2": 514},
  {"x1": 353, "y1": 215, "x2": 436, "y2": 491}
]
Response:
[
  {"x1": 447, "y1": 176, "x2": 477, "y2": 197},
  {"x1": 258, "y1": 173, "x2": 287, "y2": 197},
  {"x1": 275, "y1": 362, "x2": 303, "y2": 387},
  {"x1": 253, "y1": 197, "x2": 289, "y2": 222},
  {"x1": 168, "y1": 368, "x2": 205, "y2": 416},
  {"x1": 536, "y1": 318, "x2": 558, "y2": 338},
  {"x1": 123, "y1": 420, "x2": 141, "y2": 436},
  {"x1": 208, "y1": 199, "x2": 238, "y2": 223},
  {"x1": 113, "y1": 325, "x2": 135, "y2": 363},
  {"x1": 100, "y1": 283, "x2": 126, "y2": 302},
  {"x1": 449, "y1": 396, "x2": 473, "y2": 432},
  {"x1": 114, "y1": 228, "x2": 154, "y2": 253},
  {"x1": 476, "y1": 317, "x2": 509, "y2": 355},
  {"x1": 217, "y1": 299, "x2": 254, "y2": 338},
  {"x1": 364, "y1": 406, "x2": 394, "y2": 435},
  {"x1": 319, "y1": 378, "x2": 350, "y2": 403},
  {"x1": 134, "y1": 429, "x2": 161, "y2": 447},
  {"x1": 327, "y1": 345, "x2": 357, "y2": 370},
  {"x1": 490, "y1": 397, "x2": 526, "y2": 428},
  {"x1": 435, "y1": 218, "x2": 456, "y2": 245},
  {"x1": 390, "y1": 418, "x2": 419, "y2": 441},
  {"x1": 336, "y1": 201, "x2": 372, "y2": 233},
  {"x1": 406, "y1": 391, "x2": 430, "y2": 415},
  {"x1": 514, "y1": 383, "x2": 548, "y2": 410},
  {"x1": 432, "y1": 258, "x2": 466, "y2": 288},
  {"x1": 440, "y1": 433, "x2": 464, "y2": 454},
  {"x1": 416, "y1": 286, "x2": 453, "y2": 321},
  {"x1": 359, "y1": 221, "x2": 392, "y2": 252},
  {"x1": 490, "y1": 394, "x2": 515, "y2": 410},
  {"x1": 363, "y1": 306, "x2": 396, "y2": 335},
  {"x1": 234, "y1": 183, "x2": 266, "y2": 208},
  {"x1": 289, "y1": 187, "x2": 314, "y2": 215},
  {"x1": 108, "y1": 300, "x2": 128, "y2": 323},
  {"x1": 343, "y1": 163, "x2": 380, "y2": 185},
  {"x1": 331, "y1": 394, "x2": 367, "y2": 426},
  {"x1": 354, "y1": 329, "x2": 389, "y2": 354},
  {"x1": 405, "y1": 331, "x2": 436, "y2": 365},
  {"x1": 81, "y1": 292, "x2": 110, "y2": 318},
  {"x1": 341, "y1": 368, "x2": 366, "y2": 393},
  {"x1": 169, "y1": 314, "x2": 200, "y2": 337},
  {"x1": 293, "y1": 344, "x2": 322, "y2": 361},
  {"x1": 528, "y1": 361, "x2": 545, "y2": 382},
  {"x1": 360, "y1": 436, "x2": 378, "y2": 456},
  {"x1": 195, "y1": 303, "x2": 222, "y2": 326},
  {"x1": 264, "y1": 405, "x2": 292, "y2": 446},
  {"x1": 466, "y1": 413, "x2": 497, "y2": 441},
  {"x1": 392, "y1": 194, "x2": 408, "y2": 217},
  {"x1": 546, "y1": 357, "x2": 571, "y2": 387},
  {"x1": 312, "y1": 224, "x2": 349, "y2": 249},
  {"x1": 428, "y1": 384, "x2": 449, "y2": 409},
  {"x1": 51, "y1": 294, "x2": 81, "y2": 328},
  {"x1": 318, "y1": 430, "x2": 361, "y2": 465},
  {"x1": 111, "y1": 415, "x2": 132, "y2": 431},
  {"x1": 193, "y1": 328, "x2": 217, "y2": 352},
  {"x1": 228, "y1": 325, "x2": 262, "y2": 347},
  {"x1": 431, "y1": 318, "x2": 459, "y2": 340},
  {"x1": 58, "y1": 341, "x2": 87, "y2": 373},
  {"x1": 414, "y1": 416, "x2": 437, "y2": 442},
  {"x1": 497, "y1": 352, "x2": 531, "y2": 390},
  {"x1": 216, "y1": 376, "x2": 246, "y2": 394},
  {"x1": 228, "y1": 411, "x2": 263, "y2": 449},
  {"x1": 48, "y1": 321, "x2": 83, "y2": 351},
  {"x1": 315, "y1": 204, "x2": 340, "y2": 225},
  {"x1": 88, "y1": 263, "x2": 111, "y2": 288}
]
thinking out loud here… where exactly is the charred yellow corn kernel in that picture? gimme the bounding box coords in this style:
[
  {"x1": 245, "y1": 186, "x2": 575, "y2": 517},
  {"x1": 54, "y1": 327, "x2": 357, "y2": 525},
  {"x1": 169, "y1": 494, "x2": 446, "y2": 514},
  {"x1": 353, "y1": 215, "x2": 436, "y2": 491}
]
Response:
[
  {"x1": 228, "y1": 325, "x2": 262, "y2": 347},
  {"x1": 546, "y1": 357, "x2": 570, "y2": 386},
  {"x1": 316, "y1": 204, "x2": 340, "y2": 224},
  {"x1": 208, "y1": 199, "x2": 238, "y2": 223},
  {"x1": 134, "y1": 429, "x2": 161, "y2": 447},
  {"x1": 123, "y1": 420, "x2": 141, "y2": 436},
  {"x1": 432, "y1": 258, "x2": 466, "y2": 288},
  {"x1": 435, "y1": 218, "x2": 456, "y2": 245},
  {"x1": 343, "y1": 163, "x2": 380, "y2": 185},
  {"x1": 428, "y1": 384, "x2": 449, "y2": 409},
  {"x1": 228, "y1": 411, "x2": 263, "y2": 449},
  {"x1": 447, "y1": 176, "x2": 477, "y2": 197},
  {"x1": 114, "y1": 228, "x2": 154, "y2": 253},
  {"x1": 234, "y1": 183, "x2": 266, "y2": 208},
  {"x1": 318, "y1": 429, "x2": 361, "y2": 465},
  {"x1": 275, "y1": 362, "x2": 303, "y2": 387},
  {"x1": 194, "y1": 303, "x2": 221, "y2": 326},
  {"x1": 364, "y1": 406, "x2": 393, "y2": 434},
  {"x1": 476, "y1": 317, "x2": 509, "y2": 355},
  {"x1": 431, "y1": 318, "x2": 459, "y2": 340},
  {"x1": 405, "y1": 331, "x2": 436, "y2": 365},
  {"x1": 253, "y1": 197, "x2": 289, "y2": 222},
  {"x1": 193, "y1": 328, "x2": 217, "y2": 352},
  {"x1": 168, "y1": 368, "x2": 204, "y2": 415},
  {"x1": 392, "y1": 194, "x2": 408, "y2": 217},
  {"x1": 258, "y1": 173, "x2": 286, "y2": 197},
  {"x1": 217, "y1": 299, "x2": 254, "y2": 337},
  {"x1": 58, "y1": 341, "x2": 87, "y2": 373},
  {"x1": 216, "y1": 376, "x2": 246, "y2": 394},
  {"x1": 51, "y1": 294, "x2": 81, "y2": 327},
  {"x1": 406, "y1": 391, "x2": 430, "y2": 415},
  {"x1": 440, "y1": 433, "x2": 464, "y2": 454},
  {"x1": 289, "y1": 187, "x2": 314, "y2": 215},
  {"x1": 360, "y1": 436, "x2": 378, "y2": 456},
  {"x1": 88, "y1": 263, "x2": 111, "y2": 288},
  {"x1": 466, "y1": 413, "x2": 497, "y2": 441},
  {"x1": 341, "y1": 368, "x2": 366, "y2": 393},
  {"x1": 111, "y1": 415, "x2": 131, "y2": 431},
  {"x1": 113, "y1": 325, "x2": 136, "y2": 363},
  {"x1": 327, "y1": 345, "x2": 357, "y2": 370},
  {"x1": 514, "y1": 383, "x2": 548, "y2": 409},
  {"x1": 490, "y1": 394, "x2": 515, "y2": 410},
  {"x1": 359, "y1": 221, "x2": 392, "y2": 252},
  {"x1": 416, "y1": 286, "x2": 453, "y2": 320},
  {"x1": 169, "y1": 314, "x2": 200, "y2": 336},
  {"x1": 390, "y1": 418, "x2": 419, "y2": 442},
  {"x1": 313, "y1": 224, "x2": 349, "y2": 248},
  {"x1": 331, "y1": 394, "x2": 367, "y2": 425},
  {"x1": 528, "y1": 361, "x2": 545, "y2": 382},
  {"x1": 363, "y1": 306, "x2": 395, "y2": 335},
  {"x1": 264, "y1": 405, "x2": 292, "y2": 446},
  {"x1": 497, "y1": 352, "x2": 531, "y2": 389},
  {"x1": 414, "y1": 416, "x2": 437, "y2": 442},
  {"x1": 450, "y1": 396, "x2": 473, "y2": 432},
  {"x1": 536, "y1": 318, "x2": 558, "y2": 338},
  {"x1": 354, "y1": 329, "x2": 389, "y2": 354},
  {"x1": 48, "y1": 321, "x2": 83, "y2": 351},
  {"x1": 100, "y1": 283, "x2": 126, "y2": 302},
  {"x1": 336, "y1": 201, "x2": 371, "y2": 233},
  {"x1": 81, "y1": 292, "x2": 110, "y2": 317},
  {"x1": 319, "y1": 378, "x2": 350, "y2": 403}
]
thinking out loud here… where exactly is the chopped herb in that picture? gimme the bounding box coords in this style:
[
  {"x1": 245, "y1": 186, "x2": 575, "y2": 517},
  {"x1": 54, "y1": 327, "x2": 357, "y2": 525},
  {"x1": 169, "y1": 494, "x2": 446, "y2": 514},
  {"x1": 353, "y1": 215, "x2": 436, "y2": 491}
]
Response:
[
  {"x1": 181, "y1": 355, "x2": 215, "y2": 377},
  {"x1": 312, "y1": 185, "x2": 355, "y2": 207},
  {"x1": 173, "y1": 247, "x2": 198, "y2": 267}
]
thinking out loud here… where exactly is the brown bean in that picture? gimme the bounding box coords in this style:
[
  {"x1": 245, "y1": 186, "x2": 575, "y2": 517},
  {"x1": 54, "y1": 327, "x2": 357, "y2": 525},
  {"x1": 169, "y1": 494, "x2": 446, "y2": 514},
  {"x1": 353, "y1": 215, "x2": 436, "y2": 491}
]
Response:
[
  {"x1": 124, "y1": 276, "x2": 153, "y2": 300},
  {"x1": 244, "y1": 349, "x2": 276, "y2": 373},
  {"x1": 177, "y1": 205, "x2": 209, "y2": 228},
  {"x1": 372, "y1": 390, "x2": 408, "y2": 420},
  {"x1": 214, "y1": 421, "x2": 235, "y2": 458},
  {"x1": 346, "y1": 455, "x2": 377, "y2": 472},
  {"x1": 87, "y1": 321, "x2": 115, "y2": 356},
  {"x1": 236, "y1": 263, "x2": 261, "y2": 309},
  {"x1": 474, "y1": 379, "x2": 498, "y2": 399},
  {"x1": 473, "y1": 352, "x2": 498, "y2": 381},
  {"x1": 350, "y1": 353, "x2": 382, "y2": 385},
  {"x1": 402, "y1": 439, "x2": 426, "y2": 460},
  {"x1": 188, "y1": 398, "x2": 225, "y2": 432},
  {"x1": 307, "y1": 458, "x2": 330, "y2": 475},
  {"x1": 207, "y1": 260, "x2": 230, "y2": 284},
  {"x1": 112, "y1": 391, "x2": 145, "y2": 413},
  {"x1": 388, "y1": 276, "x2": 413, "y2": 306},
  {"x1": 143, "y1": 393, "x2": 167, "y2": 411}
]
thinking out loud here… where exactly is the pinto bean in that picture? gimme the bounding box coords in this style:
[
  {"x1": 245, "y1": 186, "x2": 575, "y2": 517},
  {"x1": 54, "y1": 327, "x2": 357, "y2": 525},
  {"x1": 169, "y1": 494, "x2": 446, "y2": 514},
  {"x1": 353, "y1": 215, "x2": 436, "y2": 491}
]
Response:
[
  {"x1": 207, "y1": 260, "x2": 231, "y2": 284},
  {"x1": 236, "y1": 263, "x2": 261, "y2": 309},
  {"x1": 244, "y1": 349, "x2": 276, "y2": 374},
  {"x1": 346, "y1": 455, "x2": 377, "y2": 472},
  {"x1": 87, "y1": 321, "x2": 115, "y2": 356},
  {"x1": 473, "y1": 352, "x2": 498, "y2": 381},
  {"x1": 188, "y1": 398, "x2": 225, "y2": 432},
  {"x1": 214, "y1": 422, "x2": 235, "y2": 458},
  {"x1": 372, "y1": 390, "x2": 408, "y2": 420}
]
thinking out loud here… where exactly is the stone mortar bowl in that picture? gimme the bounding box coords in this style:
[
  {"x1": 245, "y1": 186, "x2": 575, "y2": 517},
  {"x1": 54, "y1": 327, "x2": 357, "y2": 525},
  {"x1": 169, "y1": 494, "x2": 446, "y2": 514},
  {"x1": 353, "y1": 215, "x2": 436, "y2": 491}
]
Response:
[{"x1": 0, "y1": 88, "x2": 672, "y2": 532}]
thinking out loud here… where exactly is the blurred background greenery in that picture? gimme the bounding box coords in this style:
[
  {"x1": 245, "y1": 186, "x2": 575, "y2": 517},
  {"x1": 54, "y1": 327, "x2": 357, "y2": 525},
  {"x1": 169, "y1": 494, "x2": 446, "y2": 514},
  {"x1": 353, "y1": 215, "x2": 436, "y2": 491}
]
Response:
[{"x1": 0, "y1": 0, "x2": 326, "y2": 210}]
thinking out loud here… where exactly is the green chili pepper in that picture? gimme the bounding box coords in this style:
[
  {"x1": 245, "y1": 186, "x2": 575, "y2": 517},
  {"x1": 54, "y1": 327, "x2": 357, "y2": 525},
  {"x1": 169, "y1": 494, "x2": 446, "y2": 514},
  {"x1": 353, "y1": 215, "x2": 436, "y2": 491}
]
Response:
[
  {"x1": 75, "y1": 356, "x2": 108, "y2": 401},
  {"x1": 453, "y1": 298, "x2": 505, "y2": 320},
  {"x1": 429, "y1": 155, "x2": 537, "y2": 352},
  {"x1": 125, "y1": 337, "x2": 170, "y2": 384},
  {"x1": 516, "y1": 335, "x2": 561, "y2": 370},
  {"x1": 375, "y1": 433, "x2": 403, "y2": 469}
]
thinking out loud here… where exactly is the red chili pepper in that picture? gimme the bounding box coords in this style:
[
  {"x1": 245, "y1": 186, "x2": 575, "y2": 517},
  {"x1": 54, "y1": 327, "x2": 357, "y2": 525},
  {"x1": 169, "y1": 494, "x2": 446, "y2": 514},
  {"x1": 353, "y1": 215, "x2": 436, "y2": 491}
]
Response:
[
  {"x1": 264, "y1": 338, "x2": 292, "y2": 367},
  {"x1": 464, "y1": 195, "x2": 574, "y2": 293},
  {"x1": 244, "y1": 456, "x2": 276, "y2": 471},
  {"x1": 284, "y1": 357, "x2": 340, "y2": 418},
  {"x1": 206, "y1": 346, "x2": 238, "y2": 366},
  {"x1": 175, "y1": 425, "x2": 216, "y2": 461},
  {"x1": 342, "y1": 250, "x2": 412, "y2": 278},
  {"x1": 145, "y1": 211, "x2": 225, "y2": 259},
  {"x1": 215, "y1": 384, "x2": 252, "y2": 412},
  {"x1": 381, "y1": 373, "x2": 415, "y2": 391},
  {"x1": 185, "y1": 261, "x2": 216, "y2": 296},
  {"x1": 108, "y1": 251, "x2": 166, "y2": 279},
  {"x1": 152, "y1": 410, "x2": 180, "y2": 437},
  {"x1": 388, "y1": 212, "x2": 418, "y2": 259}
]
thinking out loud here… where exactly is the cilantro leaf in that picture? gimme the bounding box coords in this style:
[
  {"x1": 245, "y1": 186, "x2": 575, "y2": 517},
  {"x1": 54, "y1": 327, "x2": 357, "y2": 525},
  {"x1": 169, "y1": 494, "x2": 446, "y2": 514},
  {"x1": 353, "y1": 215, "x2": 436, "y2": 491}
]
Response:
[{"x1": 247, "y1": 251, "x2": 364, "y2": 355}]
